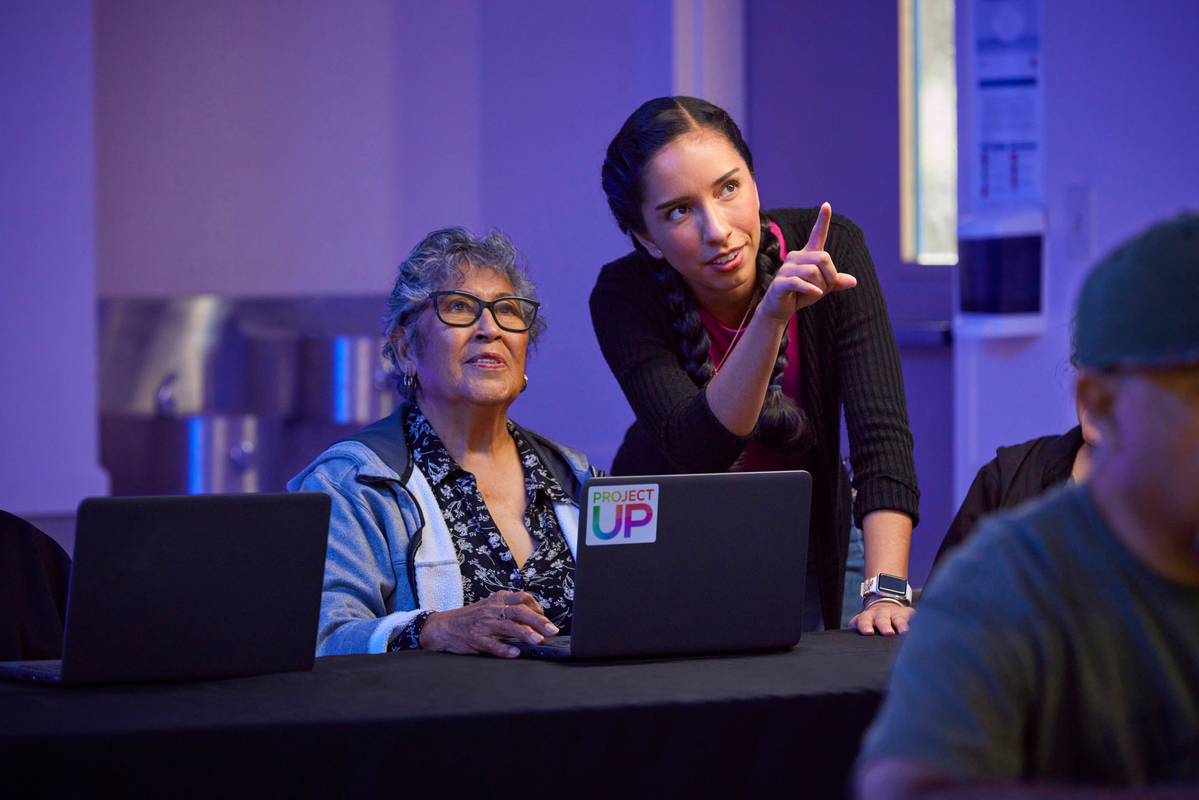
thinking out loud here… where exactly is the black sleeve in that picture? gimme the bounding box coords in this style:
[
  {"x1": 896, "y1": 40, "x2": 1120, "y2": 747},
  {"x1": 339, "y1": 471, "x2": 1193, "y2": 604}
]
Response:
[
  {"x1": 589, "y1": 254, "x2": 751, "y2": 473},
  {"x1": 929, "y1": 458, "x2": 1002, "y2": 581},
  {"x1": 0, "y1": 512, "x2": 71, "y2": 661},
  {"x1": 802, "y1": 211, "x2": 919, "y2": 526}
]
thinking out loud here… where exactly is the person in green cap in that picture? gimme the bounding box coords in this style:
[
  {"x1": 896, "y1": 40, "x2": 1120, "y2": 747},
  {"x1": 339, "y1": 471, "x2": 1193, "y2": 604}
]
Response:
[{"x1": 853, "y1": 213, "x2": 1199, "y2": 797}]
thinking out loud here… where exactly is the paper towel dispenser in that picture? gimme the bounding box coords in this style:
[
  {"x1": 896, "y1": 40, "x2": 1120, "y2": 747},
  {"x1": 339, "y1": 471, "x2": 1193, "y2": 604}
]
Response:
[{"x1": 955, "y1": 206, "x2": 1046, "y2": 337}]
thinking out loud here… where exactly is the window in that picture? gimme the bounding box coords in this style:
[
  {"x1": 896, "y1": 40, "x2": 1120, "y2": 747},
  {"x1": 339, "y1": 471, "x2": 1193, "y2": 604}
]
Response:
[{"x1": 900, "y1": 0, "x2": 958, "y2": 265}]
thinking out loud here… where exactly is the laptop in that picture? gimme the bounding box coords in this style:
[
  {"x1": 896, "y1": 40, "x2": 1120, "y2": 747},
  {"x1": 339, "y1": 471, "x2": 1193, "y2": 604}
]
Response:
[
  {"x1": 513, "y1": 470, "x2": 811, "y2": 659},
  {"x1": 0, "y1": 492, "x2": 331, "y2": 685}
]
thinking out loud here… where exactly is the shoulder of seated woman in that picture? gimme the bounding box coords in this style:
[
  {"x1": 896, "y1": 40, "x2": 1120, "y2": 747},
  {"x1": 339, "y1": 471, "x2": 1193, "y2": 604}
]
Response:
[{"x1": 308, "y1": 442, "x2": 406, "y2": 484}]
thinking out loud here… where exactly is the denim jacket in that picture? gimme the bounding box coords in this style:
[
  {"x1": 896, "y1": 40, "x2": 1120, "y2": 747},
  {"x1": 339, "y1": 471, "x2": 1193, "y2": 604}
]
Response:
[{"x1": 288, "y1": 404, "x2": 598, "y2": 655}]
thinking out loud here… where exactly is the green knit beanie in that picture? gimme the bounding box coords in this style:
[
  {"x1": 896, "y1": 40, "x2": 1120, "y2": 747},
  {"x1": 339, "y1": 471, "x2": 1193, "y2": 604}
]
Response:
[{"x1": 1073, "y1": 213, "x2": 1199, "y2": 369}]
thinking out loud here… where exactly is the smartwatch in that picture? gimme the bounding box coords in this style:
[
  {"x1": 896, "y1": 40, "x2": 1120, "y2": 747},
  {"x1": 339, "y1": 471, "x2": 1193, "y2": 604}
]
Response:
[{"x1": 861, "y1": 573, "x2": 912, "y2": 604}]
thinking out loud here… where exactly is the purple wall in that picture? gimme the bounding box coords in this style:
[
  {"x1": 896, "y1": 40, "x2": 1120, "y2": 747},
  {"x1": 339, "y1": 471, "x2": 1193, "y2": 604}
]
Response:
[
  {"x1": 92, "y1": 0, "x2": 672, "y2": 471},
  {"x1": 2, "y1": 0, "x2": 675, "y2": 527},
  {"x1": 0, "y1": 0, "x2": 109, "y2": 516},
  {"x1": 394, "y1": 0, "x2": 484, "y2": 240},
  {"x1": 747, "y1": 0, "x2": 954, "y2": 584},
  {"x1": 95, "y1": 0, "x2": 406, "y2": 296},
  {"x1": 472, "y1": 1, "x2": 672, "y2": 466}
]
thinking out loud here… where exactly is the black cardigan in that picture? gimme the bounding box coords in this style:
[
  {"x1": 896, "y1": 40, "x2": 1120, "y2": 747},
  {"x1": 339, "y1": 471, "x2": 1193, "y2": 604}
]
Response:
[{"x1": 589, "y1": 207, "x2": 919, "y2": 630}]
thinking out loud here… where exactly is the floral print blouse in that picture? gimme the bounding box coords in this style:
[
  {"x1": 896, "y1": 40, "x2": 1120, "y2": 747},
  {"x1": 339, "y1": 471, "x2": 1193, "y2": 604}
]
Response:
[{"x1": 390, "y1": 405, "x2": 576, "y2": 650}]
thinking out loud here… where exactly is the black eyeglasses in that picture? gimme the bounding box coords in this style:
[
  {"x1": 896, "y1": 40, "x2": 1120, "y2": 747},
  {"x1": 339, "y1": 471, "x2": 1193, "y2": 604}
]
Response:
[{"x1": 427, "y1": 291, "x2": 540, "y2": 332}]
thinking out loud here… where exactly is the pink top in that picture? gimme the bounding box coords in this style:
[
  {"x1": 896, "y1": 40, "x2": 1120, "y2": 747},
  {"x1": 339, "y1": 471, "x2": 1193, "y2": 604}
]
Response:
[{"x1": 697, "y1": 220, "x2": 803, "y2": 472}]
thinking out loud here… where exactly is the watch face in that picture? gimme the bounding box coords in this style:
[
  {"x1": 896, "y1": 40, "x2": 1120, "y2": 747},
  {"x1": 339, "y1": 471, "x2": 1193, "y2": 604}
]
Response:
[{"x1": 878, "y1": 574, "x2": 908, "y2": 595}]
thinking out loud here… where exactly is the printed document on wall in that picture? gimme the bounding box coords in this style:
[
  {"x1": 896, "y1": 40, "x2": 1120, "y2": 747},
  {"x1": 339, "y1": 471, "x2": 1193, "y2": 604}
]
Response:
[{"x1": 973, "y1": 0, "x2": 1043, "y2": 208}]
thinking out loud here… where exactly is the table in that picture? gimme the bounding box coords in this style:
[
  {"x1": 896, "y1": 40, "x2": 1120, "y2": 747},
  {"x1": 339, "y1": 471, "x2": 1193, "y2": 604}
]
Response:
[{"x1": 0, "y1": 630, "x2": 901, "y2": 799}]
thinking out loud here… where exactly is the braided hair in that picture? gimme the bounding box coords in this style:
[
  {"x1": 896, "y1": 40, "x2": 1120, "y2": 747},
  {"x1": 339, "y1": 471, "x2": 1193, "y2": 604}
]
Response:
[{"x1": 602, "y1": 97, "x2": 809, "y2": 451}]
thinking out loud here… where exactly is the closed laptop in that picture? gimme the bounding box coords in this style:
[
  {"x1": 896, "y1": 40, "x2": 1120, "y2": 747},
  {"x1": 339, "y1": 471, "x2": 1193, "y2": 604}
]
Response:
[
  {"x1": 0, "y1": 492, "x2": 331, "y2": 685},
  {"x1": 516, "y1": 470, "x2": 811, "y2": 659}
]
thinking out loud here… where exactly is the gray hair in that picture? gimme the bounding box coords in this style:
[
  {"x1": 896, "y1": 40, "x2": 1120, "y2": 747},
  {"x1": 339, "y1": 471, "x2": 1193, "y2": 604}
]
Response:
[{"x1": 382, "y1": 227, "x2": 544, "y2": 400}]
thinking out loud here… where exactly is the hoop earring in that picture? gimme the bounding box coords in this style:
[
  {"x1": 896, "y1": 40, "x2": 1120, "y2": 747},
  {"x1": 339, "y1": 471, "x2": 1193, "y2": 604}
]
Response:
[{"x1": 521, "y1": 374, "x2": 529, "y2": 393}]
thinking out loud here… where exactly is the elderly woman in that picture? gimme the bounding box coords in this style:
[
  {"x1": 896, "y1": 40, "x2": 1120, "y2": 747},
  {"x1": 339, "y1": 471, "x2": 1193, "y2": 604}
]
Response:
[{"x1": 290, "y1": 228, "x2": 598, "y2": 658}]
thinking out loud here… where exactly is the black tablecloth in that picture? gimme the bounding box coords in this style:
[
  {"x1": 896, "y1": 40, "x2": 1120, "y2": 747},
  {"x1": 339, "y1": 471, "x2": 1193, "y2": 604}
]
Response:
[{"x1": 0, "y1": 630, "x2": 901, "y2": 799}]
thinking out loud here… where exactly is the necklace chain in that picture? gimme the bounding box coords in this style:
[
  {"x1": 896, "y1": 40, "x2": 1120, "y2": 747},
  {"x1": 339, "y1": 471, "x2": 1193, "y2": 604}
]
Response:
[{"x1": 713, "y1": 289, "x2": 758, "y2": 375}]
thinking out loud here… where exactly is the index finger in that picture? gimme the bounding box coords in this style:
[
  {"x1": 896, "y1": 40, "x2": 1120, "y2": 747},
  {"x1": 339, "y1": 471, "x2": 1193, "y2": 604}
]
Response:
[
  {"x1": 802, "y1": 202, "x2": 832, "y2": 252},
  {"x1": 499, "y1": 590, "x2": 545, "y2": 616},
  {"x1": 503, "y1": 603, "x2": 557, "y2": 635}
]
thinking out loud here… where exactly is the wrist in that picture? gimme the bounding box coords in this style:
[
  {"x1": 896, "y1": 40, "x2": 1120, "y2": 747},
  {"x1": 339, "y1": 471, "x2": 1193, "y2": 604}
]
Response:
[
  {"x1": 860, "y1": 572, "x2": 913, "y2": 605},
  {"x1": 861, "y1": 593, "x2": 909, "y2": 611},
  {"x1": 417, "y1": 611, "x2": 443, "y2": 650},
  {"x1": 390, "y1": 610, "x2": 434, "y2": 651},
  {"x1": 752, "y1": 300, "x2": 794, "y2": 329}
]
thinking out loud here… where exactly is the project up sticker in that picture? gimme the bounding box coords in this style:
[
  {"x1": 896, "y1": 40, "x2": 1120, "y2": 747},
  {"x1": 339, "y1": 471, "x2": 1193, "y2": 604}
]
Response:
[{"x1": 585, "y1": 483, "x2": 659, "y2": 546}]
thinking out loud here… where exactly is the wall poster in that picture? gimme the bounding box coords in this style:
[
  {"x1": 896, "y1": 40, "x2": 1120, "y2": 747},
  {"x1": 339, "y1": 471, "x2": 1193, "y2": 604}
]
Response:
[{"x1": 972, "y1": 0, "x2": 1043, "y2": 208}]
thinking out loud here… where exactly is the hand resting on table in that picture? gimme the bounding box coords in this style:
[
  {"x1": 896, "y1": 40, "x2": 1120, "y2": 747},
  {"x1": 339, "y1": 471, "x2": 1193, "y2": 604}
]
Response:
[{"x1": 419, "y1": 590, "x2": 559, "y2": 658}]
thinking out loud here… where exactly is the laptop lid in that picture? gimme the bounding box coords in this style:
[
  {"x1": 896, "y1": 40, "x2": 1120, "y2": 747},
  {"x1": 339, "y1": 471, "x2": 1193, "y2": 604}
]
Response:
[
  {"x1": 568, "y1": 471, "x2": 811, "y2": 659},
  {"x1": 55, "y1": 492, "x2": 330, "y2": 685}
]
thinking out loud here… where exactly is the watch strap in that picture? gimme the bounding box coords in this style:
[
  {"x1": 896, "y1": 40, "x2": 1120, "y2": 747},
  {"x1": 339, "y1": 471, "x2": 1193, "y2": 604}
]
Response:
[{"x1": 860, "y1": 573, "x2": 913, "y2": 603}]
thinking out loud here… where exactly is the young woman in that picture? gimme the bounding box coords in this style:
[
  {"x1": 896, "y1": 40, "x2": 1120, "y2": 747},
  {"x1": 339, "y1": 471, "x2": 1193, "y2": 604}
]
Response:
[{"x1": 590, "y1": 97, "x2": 919, "y2": 634}]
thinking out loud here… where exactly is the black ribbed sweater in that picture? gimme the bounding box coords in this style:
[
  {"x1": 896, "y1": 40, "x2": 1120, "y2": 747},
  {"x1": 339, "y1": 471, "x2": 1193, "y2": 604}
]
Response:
[{"x1": 589, "y1": 207, "x2": 919, "y2": 629}]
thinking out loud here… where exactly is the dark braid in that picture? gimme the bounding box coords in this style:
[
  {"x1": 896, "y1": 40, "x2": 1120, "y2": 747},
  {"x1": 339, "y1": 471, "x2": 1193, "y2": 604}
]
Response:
[
  {"x1": 754, "y1": 212, "x2": 811, "y2": 451},
  {"x1": 653, "y1": 261, "x2": 715, "y2": 384}
]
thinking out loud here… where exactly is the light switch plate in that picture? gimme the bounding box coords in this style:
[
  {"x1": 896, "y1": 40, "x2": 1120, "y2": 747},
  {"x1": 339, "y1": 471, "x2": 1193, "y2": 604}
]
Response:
[{"x1": 1066, "y1": 185, "x2": 1093, "y2": 262}]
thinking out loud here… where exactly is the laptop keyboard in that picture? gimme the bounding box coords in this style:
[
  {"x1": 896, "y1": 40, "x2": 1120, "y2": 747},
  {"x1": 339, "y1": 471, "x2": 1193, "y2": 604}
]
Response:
[
  {"x1": 0, "y1": 659, "x2": 64, "y2": 682},
  {"x1": 501, "y1": 636, "x2": 572, "y2": 650},
  {"x1": 10, "y1": 661, "x2": 63, "y2": 675}
]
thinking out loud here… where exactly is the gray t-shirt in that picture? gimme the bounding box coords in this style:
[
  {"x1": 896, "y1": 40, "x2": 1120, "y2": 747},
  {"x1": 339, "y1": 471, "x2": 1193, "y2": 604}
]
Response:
[{"x1": 859, "y1": 485, "x2": 1199, "y2": 784}]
